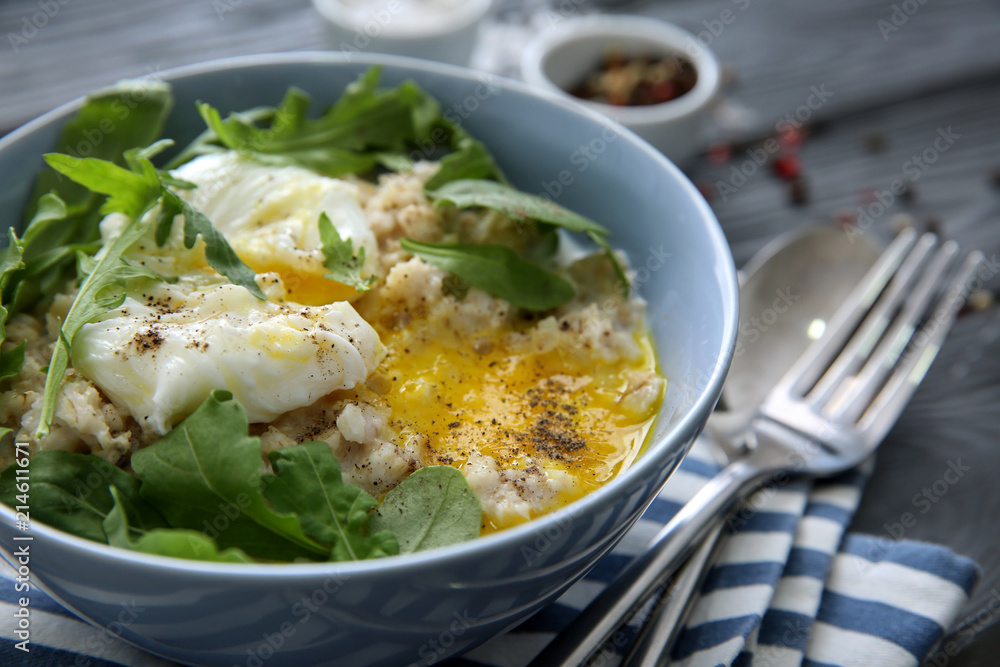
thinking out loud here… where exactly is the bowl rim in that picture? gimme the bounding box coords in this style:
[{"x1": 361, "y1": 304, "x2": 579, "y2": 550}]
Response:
[
  {"x1": 0, "y1": 50, "x2": 738, "y2": 578},
  {"x1": 521, "y1": 14, "x2": 721, "y2": 127},
  {"x1": 311, "y1": 0, "x2": 494, "y2": 40}
]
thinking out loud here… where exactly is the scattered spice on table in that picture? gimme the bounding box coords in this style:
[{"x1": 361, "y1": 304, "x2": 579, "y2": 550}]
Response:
[
  {"x1": 899, "y1": 182, "x2": 916, "y2": 205},
  {"x1": 864, "y1": 130, "x2": 888, "y2": 153},
  {"x1": 707, "y1": 142, "x2": 732, "y2": 165},
  {"x1": 788, "y1": 178, "x2": 809, "y2": 205},
  {"x1": 773, "y1": 154, "x2": 802, "y2": 181}
]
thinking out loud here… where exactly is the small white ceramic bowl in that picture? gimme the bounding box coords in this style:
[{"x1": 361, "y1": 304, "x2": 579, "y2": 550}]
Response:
[
  {"x1": 312, "y1": 0, "x2": 493, "y2": 66},
  {"x1": 521, "y1": 15, "x2": 720, "y2": 165}
]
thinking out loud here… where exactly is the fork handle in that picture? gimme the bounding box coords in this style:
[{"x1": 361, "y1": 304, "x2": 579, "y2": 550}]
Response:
[
  {"x1": 528, "y1": 458, "x2": 767, "y2": 667},
  {"x1": 623, "y1": 518, "x2": 727, "y2": 667}
]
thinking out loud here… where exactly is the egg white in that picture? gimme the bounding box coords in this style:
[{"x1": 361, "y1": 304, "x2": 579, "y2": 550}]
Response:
[
  {"x1": 71, "y1": 152, "x2": 385, "y2": 433},
  {"x1": 171, "y1": 151, "x2": 377, "y2": 279}
]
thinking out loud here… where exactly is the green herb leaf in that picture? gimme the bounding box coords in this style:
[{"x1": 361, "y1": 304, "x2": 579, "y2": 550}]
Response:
[
  {"x1": 13, "y1": 82, "x2": 171, "y2": 318},
  {"x1": 124, "y1": 139, "x2": 176, "y2": 170},
  {"x1": 35, "y1": 211, "x2": 157, "y2": 438},
  {"x1": 1, "y1": 230, "x2": 26, "y2": 382},
  {"x1": 104, "y1": 487, "x2": 253, "y2": 563},
  {"x1": 586, "y1": 230, "x2": 630, "y2": 295},
  {"x1": 263, "y1": 442, "x2": 398, "y2": 561},
  {"x1": 426, "y1": 179, "x2": 609, "y2": 236},
  {"x1": 47, "y1": 150, "x2": 263, "y2": 301},
  {"x1": 425, "y1": 179, "x2": 628, "y2": 295},
  {"x1": 318, "y1": 213, "x2": 375, "y2": 292},
  {"x1": 369, "y1": 466, "x2": 481, "y2": 553},
  {"x1": 130, "y1": 391, "x2": 327, "y2": 562},
  {"x1": 0, "y1": 450, "x2": 167, "y2": 543},
  {"x1": 161, "y1": 191, "x2": 265, "y2": 300},
  {"x1": 44, "y1": 153, "x2": 162, "y2": 220},
  {"x1": 17, "y1": 193, "x2": 67, "y2": 254},
  {"x1": 244, "y1": 149, "x2": 380, "y2": 179},
  {"x1": 165, "y1": 107, "x2": 272, "y2": 170},
  {"x1": 423, "y1": 138, "x2": 505, "y2": 191},
  {"x1": 155, "y1": 187, "x2": 183, "y2": 246},
  {"x1": 33, "y1": 147, "x2": 263, "y2": 434},
  {"x1": 401, "y1": 239, "x2": 575, "y2": 311},
  {"x1": 0, "y1": 336, "x2": 24, "y2": 384},
  {"x1": 25, "y1": 80, "x2": 173, "y2": 223},
  {"x1": 0, "y1": 230, "x2": 25, "y2": 295},
  {"x1": 375, "y1": 152, "x2": 415, "y2": 173},
  {"x1": 6, "y1": 195, "x2": 78, "y2": 316},
  {"x1": 174, "y1": 68, "x2": 499, "y2": 183}
]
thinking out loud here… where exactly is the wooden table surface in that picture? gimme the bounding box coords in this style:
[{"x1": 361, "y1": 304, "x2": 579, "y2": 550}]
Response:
[{"x1": 2, "y1": 0, "x2": 999, "y2": 665}]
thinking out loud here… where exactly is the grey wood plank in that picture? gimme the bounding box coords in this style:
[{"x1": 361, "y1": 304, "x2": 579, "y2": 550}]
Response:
[
  {"x1": 692, "y1": 80, "x2": 1000, "y2": 266},
  {"x1": 2, "y1": 0, "x2": 1000, "y2": 135}
]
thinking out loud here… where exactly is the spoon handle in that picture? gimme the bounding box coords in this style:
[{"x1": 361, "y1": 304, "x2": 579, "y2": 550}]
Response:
[
  {"x1": 623, "y1": 520, "x2": 726, "y2": 667},
  {"x1": 528, "y1": 458, "x2": 766, "y2": 667}
]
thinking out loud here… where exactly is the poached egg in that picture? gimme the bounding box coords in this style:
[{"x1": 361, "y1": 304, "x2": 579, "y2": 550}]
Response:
[{"x1": 71, "y1": 153, "x2": 384, "y2": 433}]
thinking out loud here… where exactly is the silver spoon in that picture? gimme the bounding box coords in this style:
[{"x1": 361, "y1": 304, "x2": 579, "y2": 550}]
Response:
[{"x1": 623, "y1": 224, "x2": 883, "y2": 667}]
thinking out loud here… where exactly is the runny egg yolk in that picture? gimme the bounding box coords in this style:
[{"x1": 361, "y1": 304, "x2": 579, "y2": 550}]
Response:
[
  {"x1": 379, "y1": 321, "x2": 663, "y2": 532},
  {"x1": 244, "y1": 260, "x2": 360, "y2": 306}
]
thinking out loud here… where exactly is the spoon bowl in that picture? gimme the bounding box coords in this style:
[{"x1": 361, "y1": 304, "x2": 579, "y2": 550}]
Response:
[{"x1": 723, "y1": 225, "x2": 883, "y2": 414}]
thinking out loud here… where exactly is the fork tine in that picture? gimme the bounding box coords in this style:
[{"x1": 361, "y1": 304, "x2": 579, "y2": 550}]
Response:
[
  {"x1": 806, "y1": 232, "x2": 936, "y2": 406},
  {"x1": 828, "y1": 238, "x2": 958, "y2": 422},
  {"x1": 856, "y1": 249, "x2": 985, "y2": 442},
  {"x1": 778, "y1": 227, "x2": 918, "y2": 399}
]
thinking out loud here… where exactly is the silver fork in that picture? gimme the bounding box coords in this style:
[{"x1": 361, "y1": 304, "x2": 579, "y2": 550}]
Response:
[{"x1": 529, "y1": 228, "x2": 984, "y2": 667}]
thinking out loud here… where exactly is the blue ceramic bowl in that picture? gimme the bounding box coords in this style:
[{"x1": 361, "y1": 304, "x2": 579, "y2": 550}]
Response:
[{"x1": 0, "y1": 53, "x2": 737, "y2": 667}]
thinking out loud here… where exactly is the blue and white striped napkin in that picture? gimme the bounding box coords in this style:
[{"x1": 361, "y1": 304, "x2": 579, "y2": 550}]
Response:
[
  {"x1": 456, "y1": 437, "x2": 981, "y2": 667},
  {"x1": 0, "y1": 437, "x2": 981, "y2": 667}
]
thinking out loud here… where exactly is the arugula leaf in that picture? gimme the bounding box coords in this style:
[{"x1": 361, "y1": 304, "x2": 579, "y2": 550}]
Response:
[
  {"x1": 125, "y1": 139, "x2": 176, "y2": 168},
  {"x1": 0, "y1": 334, "x2": 24, "y2": 384},
  {"x1": 3, "y1": 194, "x2": 69, "y2": 315},
  {"x1": 422, "y1": 138, "x2": 505, "y2": 191},
  {"x1": 13, "y1": 83, "x2": 172, "y2": 316},
  {"x1": 46, "y1": 151, "x2": 264, "y2": 302},
  {"x1": 586, "y1": 230, "x2": 630, "y2": 295},
  {"x1": 160, "y1": 191, "x2": 265, "y2": 300},
  {"x1": 1, "y1": 229, "x2": 26, "y2": 382},
  {"x1": 155, "y1": 187, "x2": 183, "y2": 246},
  {"x1": 0, "y1": 229, "x2": 25, "y2": 292},
  {"x1": 263, "y1": 442, "x2": 398, "y2": 561},
  {"x1": 369, "y1": 466, "x2": 481, "y2": 553},
  {"x1": 104, "y1": 488, "x2": 253, "y2": 563},
  {"x1": 401, "y1": 239, "x2": 575, "y2": 312},
  {"x1": 0, "y1": 450, "x2": 167, "y2": 543},
  {"x1": 25, "y1": 80, "x2": 173, "y2": 223},
  {"x1": 16, "y1": 193, "x2": 67, "y2": 257},
  {"x1": 425, "y1": 179, "x2": 629, "y2": 295},
  {"x1": 374, "y1": 152, "x2": 415, "y2": 173},
  {"x1": 173, "y1": 68, "x2": 492, "y2": 184},
  {"x1": 130, "y1": 391, "x2": 328, "y2": 562},
  {"x1": 318, "y1": 213, "x2": 375, "y2": 293},
  {"x1": 427, "y1": 179, "x2": 608, "y2": 236},
  {"x1": 5, "y1": 200, "x2": 101, "y2": 314},
  {"x1": 44, "y1": 153, "x2": 162, "y2": 219},
  {"x1": 36, "y1": 152, "x2": 265, "y2": 433},
  {"x1": 35, "y1": 209, "x2": 158, "y2": 439},
  {"x1": 164, "y1": 106, "x2": 272, "y2": 170}
]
